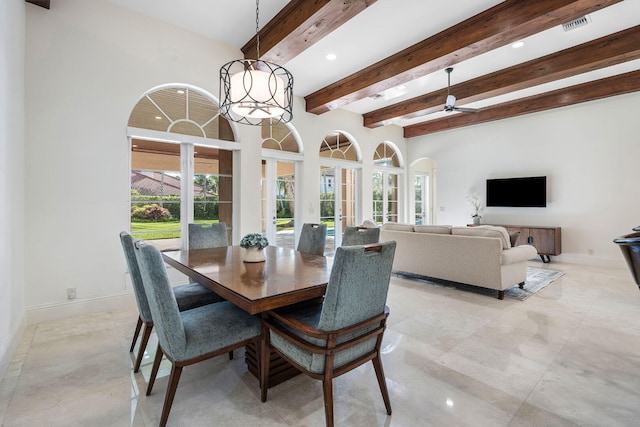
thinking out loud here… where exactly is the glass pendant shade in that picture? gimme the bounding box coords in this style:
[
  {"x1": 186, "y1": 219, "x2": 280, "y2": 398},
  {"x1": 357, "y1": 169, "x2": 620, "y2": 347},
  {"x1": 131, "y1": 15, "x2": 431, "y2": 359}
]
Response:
[{"x1": 220, "y1": 59, "x2": 293, "y2": 125}]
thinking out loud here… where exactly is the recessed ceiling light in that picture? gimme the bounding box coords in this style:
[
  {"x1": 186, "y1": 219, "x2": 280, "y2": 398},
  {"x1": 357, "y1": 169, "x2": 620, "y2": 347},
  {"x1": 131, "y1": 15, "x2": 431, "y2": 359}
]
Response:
[
  {"x1": 177, "y1": 89, "x2": 185, "y2": 94},
  {"x1": 397, "y1": 85, "x2": 406, "y2": 90},
  {"x1": 512, "y1": 41, "x2": 525, "y2": 49},
  {"x1": 155, "y1": 116, "x2": 162, "y2": 120},
  {"x1": 326, "y1": 53, "x2": 337, "y2": 61}
]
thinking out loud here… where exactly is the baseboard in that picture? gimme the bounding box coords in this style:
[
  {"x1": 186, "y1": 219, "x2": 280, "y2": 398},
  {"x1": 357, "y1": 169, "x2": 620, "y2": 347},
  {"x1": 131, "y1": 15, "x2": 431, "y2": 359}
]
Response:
[
  {"x1": 0, "y1": 310, "x2": 26, "y2": 382},
  {"x1": 26, "y1": 291, "x2": 136, "y2": 325}
]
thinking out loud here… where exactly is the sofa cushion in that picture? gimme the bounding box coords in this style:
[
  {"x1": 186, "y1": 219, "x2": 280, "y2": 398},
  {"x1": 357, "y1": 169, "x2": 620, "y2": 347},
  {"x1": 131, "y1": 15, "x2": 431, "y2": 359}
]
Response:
[
  {"x1": 414, "y1": 225, "x2": 452, "y2": 234},
  {"x1": 451, "y1": 226, "x2": 511, "y2": 249},
  {"x1": 381, "y1": 222, "x2": 415, "y2": 232}
]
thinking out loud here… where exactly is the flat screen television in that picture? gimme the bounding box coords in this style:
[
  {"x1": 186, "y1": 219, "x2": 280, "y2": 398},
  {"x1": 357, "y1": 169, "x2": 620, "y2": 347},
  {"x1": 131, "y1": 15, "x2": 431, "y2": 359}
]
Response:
[{"x1": 486, "y1": 176, "x2": 547, "y2": 207}]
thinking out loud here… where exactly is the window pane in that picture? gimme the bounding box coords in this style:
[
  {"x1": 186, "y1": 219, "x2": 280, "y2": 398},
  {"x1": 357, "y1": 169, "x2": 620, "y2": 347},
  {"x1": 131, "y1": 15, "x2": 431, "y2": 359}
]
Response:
[
  {"x1": 130, "y1": 170, "x2": 182, "y2": 247},
  {"x1": 341, "y1": 168, "x2": 356, "y2": 231},
  {"x1": 194, "y1": 147, "x2": 233, "y2": 241},
  {"x1": 372, "y1": 172, "x2": 383, "y2": 224},
  {"x1": 276, "y1": 161, "x2": 295, "y2": 249},
  {"x1": 130, "y1": 140, "x2": 182, "y2": 249}
]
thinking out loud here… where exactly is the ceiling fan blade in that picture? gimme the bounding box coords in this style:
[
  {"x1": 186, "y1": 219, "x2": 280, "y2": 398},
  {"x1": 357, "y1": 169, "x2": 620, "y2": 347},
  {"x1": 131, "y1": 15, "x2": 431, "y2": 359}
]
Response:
[{"x1": 454, "y1": 106, "x2": 480, "y2": 113}]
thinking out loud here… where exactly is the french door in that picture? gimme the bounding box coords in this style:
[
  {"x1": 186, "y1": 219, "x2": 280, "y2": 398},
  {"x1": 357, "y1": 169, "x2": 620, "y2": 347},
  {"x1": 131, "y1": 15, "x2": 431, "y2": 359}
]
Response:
[
  {"x1": 320, "y1": 164, "x2": 358, "y2": 251},
  {"x1": 262, "y1": 159, "x2": 298, "y2": 249}
]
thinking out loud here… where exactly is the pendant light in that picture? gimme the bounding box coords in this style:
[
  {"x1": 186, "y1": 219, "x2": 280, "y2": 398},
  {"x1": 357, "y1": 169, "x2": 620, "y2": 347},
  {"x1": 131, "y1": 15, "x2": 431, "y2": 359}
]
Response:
[{"x1": 219, "y1": 0, "x2": 293, "y2": 125}]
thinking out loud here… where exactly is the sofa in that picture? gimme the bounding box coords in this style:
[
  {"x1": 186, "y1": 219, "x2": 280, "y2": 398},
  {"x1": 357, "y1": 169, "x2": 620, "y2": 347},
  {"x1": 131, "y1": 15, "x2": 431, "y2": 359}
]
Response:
[{"x1": 379, "y1": 223, "x2": 538, "y2": 299}]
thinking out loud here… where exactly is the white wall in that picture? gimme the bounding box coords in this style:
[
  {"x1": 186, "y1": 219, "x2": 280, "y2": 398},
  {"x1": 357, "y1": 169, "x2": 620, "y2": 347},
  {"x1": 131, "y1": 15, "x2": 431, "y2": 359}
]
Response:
[
  {"x1": 0, "y1": 0, "x2": 26, "y2": 377},
  {"x1": 408, "y1": 92, "x2": 640, "y2": 264},
  {"x1": 23, "y1": 0, "x2": 405, "y2": 317}
]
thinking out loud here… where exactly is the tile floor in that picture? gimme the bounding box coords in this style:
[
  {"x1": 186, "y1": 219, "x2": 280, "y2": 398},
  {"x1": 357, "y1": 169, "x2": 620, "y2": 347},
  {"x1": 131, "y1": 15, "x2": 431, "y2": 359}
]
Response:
[{"x1": 2, "y1": 260, "x2": 640, "y2": 426}]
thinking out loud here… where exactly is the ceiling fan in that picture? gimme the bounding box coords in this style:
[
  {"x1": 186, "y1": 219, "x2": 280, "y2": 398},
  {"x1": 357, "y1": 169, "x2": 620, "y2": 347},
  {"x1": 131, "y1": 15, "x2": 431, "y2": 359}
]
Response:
[{"x1": 443, "y1": 67, "x2": 479, "y2": 113}]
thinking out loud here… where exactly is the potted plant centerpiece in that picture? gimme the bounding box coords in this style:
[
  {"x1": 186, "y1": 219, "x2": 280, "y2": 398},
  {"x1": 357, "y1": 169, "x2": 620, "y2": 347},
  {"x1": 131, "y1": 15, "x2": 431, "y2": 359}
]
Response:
[
  {"x1": 466, "y1": 194, "x2": 484, "y2": 225},
  {"x1": 240, "y1": 233, "x2": 269, "y2": 262}
]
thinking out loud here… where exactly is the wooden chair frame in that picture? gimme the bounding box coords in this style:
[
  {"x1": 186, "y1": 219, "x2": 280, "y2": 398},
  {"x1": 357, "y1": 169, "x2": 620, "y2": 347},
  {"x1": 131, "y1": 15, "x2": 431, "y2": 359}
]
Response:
[{"x1": 260, "y1": 306, "x2": 392, "y2": 427}]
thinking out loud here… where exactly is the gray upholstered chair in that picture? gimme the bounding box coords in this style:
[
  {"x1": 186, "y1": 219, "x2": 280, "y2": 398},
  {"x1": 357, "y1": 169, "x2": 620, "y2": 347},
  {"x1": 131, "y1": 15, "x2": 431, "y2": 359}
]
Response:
[
  {"x1": 134, "y1": 240, "x2": 261, "y2": 427},
  {"x1": 188, "y1": 222, "x2": 228, "y2": 249},
  {"x1": 119, "y1": 232, "x2": 223, "y2": 373},
  {"x1": 341, "y1": 225, "x2": 380, "y2": 246},
  {"x1": 297, "y1": 223, "x2": 327, "y2": 256},
  {"x1": 260, "y1": 241, "x2": 397, "y2": 427}
]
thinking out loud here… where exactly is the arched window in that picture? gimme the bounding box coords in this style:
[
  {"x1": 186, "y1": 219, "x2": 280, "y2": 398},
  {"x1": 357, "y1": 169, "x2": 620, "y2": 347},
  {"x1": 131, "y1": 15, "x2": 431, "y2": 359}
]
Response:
[
  {"x1": 128, "y1": 84, "x2": 239, "y2": 250},
  {"x1": 372, "y1": 142, "x2": 403, "y2": 224}
]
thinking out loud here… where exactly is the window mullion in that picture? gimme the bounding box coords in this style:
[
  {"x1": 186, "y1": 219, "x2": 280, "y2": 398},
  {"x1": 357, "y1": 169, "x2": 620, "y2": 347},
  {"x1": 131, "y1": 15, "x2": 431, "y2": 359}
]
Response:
[{"x1": 180, "y1": 143, "x2": 195, "y2": 250}]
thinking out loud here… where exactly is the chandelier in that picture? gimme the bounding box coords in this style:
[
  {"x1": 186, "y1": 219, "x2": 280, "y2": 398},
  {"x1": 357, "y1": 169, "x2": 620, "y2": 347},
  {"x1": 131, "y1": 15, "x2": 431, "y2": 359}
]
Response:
[{"x1": 219, "y1": 0, "x2": 294, "y2": 126}]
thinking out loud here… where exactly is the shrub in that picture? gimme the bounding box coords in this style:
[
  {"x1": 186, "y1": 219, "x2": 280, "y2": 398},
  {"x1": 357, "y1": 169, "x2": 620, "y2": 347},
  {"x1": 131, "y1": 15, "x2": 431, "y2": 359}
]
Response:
[{"x1": 131, "y1": 204, "x2": 173, "y2": 221}]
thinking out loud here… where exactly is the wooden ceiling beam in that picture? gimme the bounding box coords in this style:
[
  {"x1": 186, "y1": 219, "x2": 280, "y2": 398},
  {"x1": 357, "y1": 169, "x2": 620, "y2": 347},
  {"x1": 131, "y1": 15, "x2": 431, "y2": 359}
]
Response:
[
  {"x1": 242, "y1": 0, "x2": 376, "y2": 64},
  {"x1": 365, "y1": 26, "x2": 640, "y2": 128},
  {"x1": 304, "y1": 0, "x2": 623, "y2": 115},
  {"x1": 403, "y1": 69, "x2": 640, "y2": 138},
  {"x1": 25, "y1": 0, "x2": 50, "y2": 9}
]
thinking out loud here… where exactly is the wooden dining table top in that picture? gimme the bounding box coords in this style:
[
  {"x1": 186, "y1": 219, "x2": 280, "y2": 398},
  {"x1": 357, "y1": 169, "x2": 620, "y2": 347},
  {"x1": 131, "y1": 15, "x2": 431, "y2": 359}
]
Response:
[{"x1": 162, "y1": 246, "x2": 332, "y2": 315}]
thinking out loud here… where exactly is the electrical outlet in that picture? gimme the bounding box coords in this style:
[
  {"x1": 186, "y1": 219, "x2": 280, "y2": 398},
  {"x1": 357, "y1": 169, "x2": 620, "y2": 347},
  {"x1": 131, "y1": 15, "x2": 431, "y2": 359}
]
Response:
[{"x1": 67, "y1": 287, "x2": 77, "y2": 300}]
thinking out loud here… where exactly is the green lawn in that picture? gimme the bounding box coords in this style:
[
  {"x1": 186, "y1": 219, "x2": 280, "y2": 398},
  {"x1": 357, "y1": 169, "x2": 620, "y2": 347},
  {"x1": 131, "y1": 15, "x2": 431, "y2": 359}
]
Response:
[
  {"x1": 132, "y1": 219, "x2": 336, "y2": 239},
  {"x1": 131, "y1": 220, "x2": 217, "y2": 240}
]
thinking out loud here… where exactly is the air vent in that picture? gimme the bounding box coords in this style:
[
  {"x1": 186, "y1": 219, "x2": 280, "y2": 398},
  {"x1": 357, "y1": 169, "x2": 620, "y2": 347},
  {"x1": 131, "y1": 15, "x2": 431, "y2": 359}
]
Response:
[
  {"x1": 369, "y1": 93, "x2": 384, "y2": 100},
  {"x1": 562, "y1": 15, "x2": 591, "y2": 31}
]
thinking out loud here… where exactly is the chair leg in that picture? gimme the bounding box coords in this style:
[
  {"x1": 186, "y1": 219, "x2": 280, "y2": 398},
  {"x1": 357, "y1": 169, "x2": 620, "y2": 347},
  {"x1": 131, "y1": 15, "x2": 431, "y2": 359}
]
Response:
[
  {"x1": 159, "y1": 364, "x2": 183, "y2": 427},
  {"x1": 147, "y1": 344, "x2": 164, "y2": 396},
  {"x1": 372, "y1": 355, "x2": 392, "y2": 415},
  {"x1": 260, "y1": 328, "x2": 270, "y2": 402},
  {"x1": 130, "y1": 316, "x2": 143, "y2": 352},
  {"x1": 322, "y1": 378, "x2": 334, "y2": 427},
  {"x1": 134, "y1": 322, "x2": 153, "y2": 373}
]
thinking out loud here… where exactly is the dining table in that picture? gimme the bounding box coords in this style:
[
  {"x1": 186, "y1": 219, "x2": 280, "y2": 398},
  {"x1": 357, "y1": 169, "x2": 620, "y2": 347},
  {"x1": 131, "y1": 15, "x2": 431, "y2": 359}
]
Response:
[{"x1": 161, "y1": 245, "x2": 333, "y2": 386}]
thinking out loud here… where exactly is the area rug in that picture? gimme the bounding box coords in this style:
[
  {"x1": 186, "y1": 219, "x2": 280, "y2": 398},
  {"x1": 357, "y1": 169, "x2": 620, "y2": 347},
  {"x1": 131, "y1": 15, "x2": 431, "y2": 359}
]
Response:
[
  {"x1": 504, "y1": 267, "x2": 565, "y2": 300},
  {"x1": 395, "y1": 267, "x2": 564, "y2": 301}
]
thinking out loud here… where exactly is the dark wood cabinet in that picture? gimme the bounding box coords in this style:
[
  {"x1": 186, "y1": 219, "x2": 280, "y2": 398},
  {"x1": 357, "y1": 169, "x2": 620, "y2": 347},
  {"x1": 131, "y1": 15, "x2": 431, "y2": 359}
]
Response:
[{"x1": 495, "y1": 225, "x2": 561, "y2": 262}]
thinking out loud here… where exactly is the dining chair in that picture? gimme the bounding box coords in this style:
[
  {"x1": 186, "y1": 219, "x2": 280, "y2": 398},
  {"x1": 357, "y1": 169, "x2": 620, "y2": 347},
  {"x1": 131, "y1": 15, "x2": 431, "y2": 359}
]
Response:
[
  {"x1": 188, "y1": 222, "x2": 228, "y2": 249},
  {"x1": 134, "y1": 240, "x2": 261, "y2": 427},
  {"x1": 119, "y1": 231, "x2": 223, "y2": 373},
  {"x1": 260, "y1": 241, "x2": 397, "y2": 427},
  {"x1": 297, "y1": 223, "x2": 327, "y2": 256},
  {"x1": 341, "y1": 225, "x2": 380, "y2": 246}
]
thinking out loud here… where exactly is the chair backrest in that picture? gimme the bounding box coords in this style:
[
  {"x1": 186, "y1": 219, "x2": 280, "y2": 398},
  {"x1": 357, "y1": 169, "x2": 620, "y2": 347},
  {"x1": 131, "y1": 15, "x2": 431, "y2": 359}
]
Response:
[
  {"x1": 119, "y1": 231, "x2": 152, "y2": 323},
  {"x1": 297, "y1": 223, "x2": 327, "y2": 256},
  {"x1": 341, "y1": 226, "x2": 380, "y2": 246},
  {"x1": 188, "y1": 223, "x2": 228, "y2": 250},
  {"x1": 318, "y1": 241, "x2": 396, "y2": 331},
  {"x1": 133, "y1": 241, "x2": 186, "y2": 360}
]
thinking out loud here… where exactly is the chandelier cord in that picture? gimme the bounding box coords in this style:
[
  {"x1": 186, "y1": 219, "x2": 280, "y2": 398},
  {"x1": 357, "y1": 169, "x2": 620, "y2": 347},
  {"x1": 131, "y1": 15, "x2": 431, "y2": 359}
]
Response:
[{"x1": 255, "y1": 0, "x2": 260, "y2": 59}]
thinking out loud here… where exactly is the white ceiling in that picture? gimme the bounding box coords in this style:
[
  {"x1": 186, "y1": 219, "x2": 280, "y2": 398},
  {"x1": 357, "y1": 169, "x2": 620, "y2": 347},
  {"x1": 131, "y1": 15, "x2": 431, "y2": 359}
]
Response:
[{"x1": 108, "y1": 0, "x2": 640, "y2": 126}]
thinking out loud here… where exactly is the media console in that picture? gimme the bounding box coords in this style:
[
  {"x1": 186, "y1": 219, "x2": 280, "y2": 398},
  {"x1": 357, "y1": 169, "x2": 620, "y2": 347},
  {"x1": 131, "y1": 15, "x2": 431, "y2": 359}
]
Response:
[{"x1": 473, "y1": 224, "x2": 561, "y2": 263}]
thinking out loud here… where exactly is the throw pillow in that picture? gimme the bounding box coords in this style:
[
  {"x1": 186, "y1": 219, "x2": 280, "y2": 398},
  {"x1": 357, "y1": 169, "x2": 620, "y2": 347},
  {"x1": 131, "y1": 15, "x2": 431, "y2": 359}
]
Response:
[{"x1": 509, "y1": 231, "x2": 521, "y2": 247}]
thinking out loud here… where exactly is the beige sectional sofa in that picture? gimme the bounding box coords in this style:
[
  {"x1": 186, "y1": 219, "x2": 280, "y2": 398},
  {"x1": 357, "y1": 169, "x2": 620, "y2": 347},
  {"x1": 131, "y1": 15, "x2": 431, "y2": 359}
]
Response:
[{"x1": 379, "y1": 223, "x2": 538, "y2": 299}]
